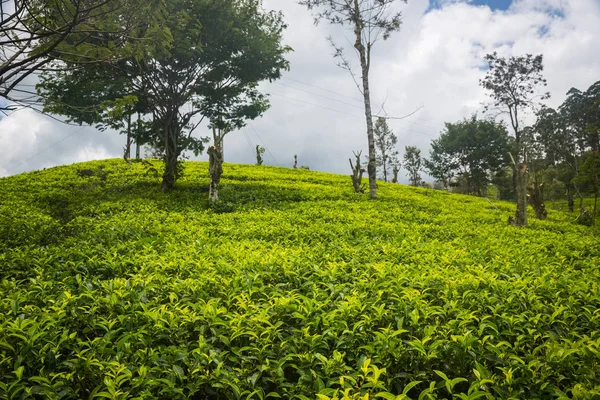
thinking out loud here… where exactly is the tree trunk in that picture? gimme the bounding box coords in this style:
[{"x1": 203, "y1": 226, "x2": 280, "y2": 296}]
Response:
[
  {"x1": 514, "y1": 160, "x2": 528, "y2": 226},
  {"x1": 208, "y1": 145, "x2": 224, "y2": 203},
  {"x1": 593, "y1": 189, "x2": 598, "y2": 223},
  {"x1": 124, "y1": 113, "x2": 132, "y2": 163},
  {"x1": 383, "y1": 159, "x2": 387, "y2": 182},
  {"x1": 392, "y1": 166, "x2": 399, "y2": 184},
  {"x1": 352, "y1": 0, "x2": 376, "y2": 199},
  {"x1": 350, "y1": 152, "x2": 365, "y2": 193},
  {"x1": 529, "y1": 181, "x2": 547, "y2": 220},
  {"x1": 567, "y1": 189, "x2": 574, "y2": 213},
  {"x1": 161, "y1": 116, "x2": 178, "y2": 191}
]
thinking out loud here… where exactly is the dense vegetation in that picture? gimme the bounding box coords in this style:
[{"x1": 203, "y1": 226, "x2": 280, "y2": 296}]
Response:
[{"x1": 1, "y1": 159, "x2": 599, "y2": 399}]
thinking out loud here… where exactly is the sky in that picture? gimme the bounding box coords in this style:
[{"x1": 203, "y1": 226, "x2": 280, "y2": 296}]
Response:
[{"x1": 1, "y1": 0, "x2": 600, "y2": 183}]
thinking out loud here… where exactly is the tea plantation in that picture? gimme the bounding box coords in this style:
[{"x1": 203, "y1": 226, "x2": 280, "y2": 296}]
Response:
[{"x1": 1, "y1": 159, "x2": 599, "y2": 399}]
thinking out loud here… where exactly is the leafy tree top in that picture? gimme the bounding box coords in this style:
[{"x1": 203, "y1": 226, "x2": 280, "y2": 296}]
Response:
[{"x1": 480, "y1": 52, "x2": 550, "y2": 138}]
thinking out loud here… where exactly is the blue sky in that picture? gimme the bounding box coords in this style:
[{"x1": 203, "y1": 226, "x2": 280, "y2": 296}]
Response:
[{"x1": 429, "y1": 0, "x2": 513, "y2": 12}]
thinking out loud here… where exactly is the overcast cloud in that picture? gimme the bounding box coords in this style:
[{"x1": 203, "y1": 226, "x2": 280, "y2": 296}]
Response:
[{"x1": 1, "y1": 0, "x2": 599, "y2": 183}]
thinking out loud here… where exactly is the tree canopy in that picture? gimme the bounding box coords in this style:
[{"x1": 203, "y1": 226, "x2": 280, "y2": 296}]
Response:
[
  {"x1": 0, "y1": 0, "x2": 168, "y2": 109},
  {"x1": 425, "y1": 116, "x2": 510, "y2": 196},
  {"x1": 38, "y1": 0, "x2": 291, "y2": 190}
]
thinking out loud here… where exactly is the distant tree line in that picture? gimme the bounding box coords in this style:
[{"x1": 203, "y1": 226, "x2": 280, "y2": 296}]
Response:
[
  {"x1": 361, "y1": 51, "x2": 598, "y2": 227},
  {"x1": 423, "y1": 78, "x2": 599, "y2": 226}
]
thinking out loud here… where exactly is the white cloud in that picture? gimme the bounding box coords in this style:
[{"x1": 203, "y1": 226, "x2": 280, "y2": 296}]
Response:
[{"x1": 1, "y1": 0, "x2": 599, "y2": 184}]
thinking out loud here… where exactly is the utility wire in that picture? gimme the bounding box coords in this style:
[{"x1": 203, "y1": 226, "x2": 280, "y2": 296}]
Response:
[
  {"x1": 270, "y1": 92, "x2": 357, "y2": 117},
  {"x1": 241, "y1": 129, "x2": 256, "y2": 154},
  {"x1": 248, "y1": 123, "x2": 279, "y2": 166},
  {"x1": 275, "y1": 81, "x2": 365, "y2": 110},
  {"x1": 5, "y1": 125, "x2": 88, "y2": 175},
  {"x1": 282, "y1": 76, "x2": 364, "y2": 103},
  {"x1": 281, "y1": 75, "x2": 449, "y2": 126},
  {"x1": 269, "y1": 91, "x2": 437, "y2": 138}
]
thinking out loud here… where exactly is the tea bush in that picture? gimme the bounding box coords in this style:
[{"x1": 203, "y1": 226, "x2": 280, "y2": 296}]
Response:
[{"x1": 0, "y1": 159, "x2": 599, "y2": 399}]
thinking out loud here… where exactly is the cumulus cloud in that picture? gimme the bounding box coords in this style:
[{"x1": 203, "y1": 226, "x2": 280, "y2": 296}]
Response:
[{"x1": 1, "y1": 0, "x2": 599, "y2": 184}]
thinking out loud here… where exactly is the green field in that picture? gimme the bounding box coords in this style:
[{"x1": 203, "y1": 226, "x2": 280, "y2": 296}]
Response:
[{"x1": 1, "y1": 160, "x2": 599, "y2": 399}]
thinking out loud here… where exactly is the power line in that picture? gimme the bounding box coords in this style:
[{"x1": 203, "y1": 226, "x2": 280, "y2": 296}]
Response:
[
  {"x1": 281, "y1": 76, "x2": 451, "y2": 126},
  {"x1": 270, "y1": 91, "x2": 438, "y2": 139},
  {"x1": 241, "y1": 129, "x2": 256, "y2": 154},
  {"x1": 270, "y1": 92, "x2": 358, "y2": 117},
  {"x1": 248, "y1": 123, "x2": 279, "y2": 166},
  {"x1": 274, "y1": 81, "x2": 365, "y2": 110},
  {"x1": 282, "y1": 76, "x2": 364, "y2": 103},
  {"x1": 5, "y1": 125, "x2": 88, "y2": 175}
]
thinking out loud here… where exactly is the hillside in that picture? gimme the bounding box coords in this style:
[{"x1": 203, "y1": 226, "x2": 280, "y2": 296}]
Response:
[{"x1": 0, "y1": 159, "x2": 599, "y2": 399}]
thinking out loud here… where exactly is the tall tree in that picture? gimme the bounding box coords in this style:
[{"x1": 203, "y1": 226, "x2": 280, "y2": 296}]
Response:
[
  {"x1": 373, "y1": 116, "x2": 399, "y2": 182},
  {"x1": 425, "y1": 116, "x2": 510, "y2": 196},
  {"x1": 298, "y1": 0, "x2": 406, "y2": 199},
  {"x1": 403, "y1": 145, "x2": 422, "y2": 186},
  {"x1": 480, "y1": 52, "x2": 550, "y2": 226},
  {"x1": 39, "y1": 0, "x2": 290, "y2": 192},
  {"x1": 559, "y1": 80, "x2": 600, "y2": 217},
  {"x1": 0, "y1": 0, "x2": 167, "y2": 108}
]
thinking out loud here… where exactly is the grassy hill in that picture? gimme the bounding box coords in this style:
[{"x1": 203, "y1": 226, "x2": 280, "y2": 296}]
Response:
[{"x1": 1, "y1": 159, "x2": 599, "y2": 399}]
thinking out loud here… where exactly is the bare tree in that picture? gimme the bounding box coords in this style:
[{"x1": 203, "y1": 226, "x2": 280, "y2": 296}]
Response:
[
  {"x1": 298, "y1": 0, "x2": 406, "y2": 199},
  {"x1": 480, "y1": 52, "x2": 549, "y2": 226},
  {"x1": 255, "y1": 145, "x2": 265, "y2": 165},
  {"x1": 349, "y1": 150, "x2": 365, "y2": 193}
]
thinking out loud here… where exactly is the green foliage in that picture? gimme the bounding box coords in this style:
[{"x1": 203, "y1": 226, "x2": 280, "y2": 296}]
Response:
[
  {"x1": 0, "y1": 159, "x2": 599, "y2": 399},
  {"x1": 1, "y1": 0, "x2": 168, "y2": 101},
  {"x1": 425, "y1": 116, "x2": 510, "y2": 196},
  {"x1": 374, "y1": 117, "x2": 399, "y2": 183},
  {"x1": 38, "y1": 0, "x2": 291, "y2": 190},
  {"x1": 403, "y1": 146, "x2": 422, "y2": 187}
]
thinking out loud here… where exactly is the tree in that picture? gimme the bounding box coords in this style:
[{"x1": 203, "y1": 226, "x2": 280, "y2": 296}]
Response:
[
  {"x1": 424, "y1": 139, "x2": 453, "y2": 190},
  {"x1": 256, "y1": 145, "x2": 265, "y2": 165},
  {"x1": 1, "y1": 0, "x2": 167, "y2": 108},
  {"x1": 38, "y1": 0, "x2": 291, "y2": 192},
  {"x1": 373, "y1": 116, "x2": 399, "y2": 182},
  {"x1": 531, "y1": 81, "x2": 600, "y2": 216},
  {"x1": 403, "y1": 145, "x2": 422, "y2": 186},
  {"x1": 425, "y1": 116, "x2": 510, "y2": 196},
  {"x1": 298, "y1": 0, "x2": 406, "y2": 199},
  {"x1": 480, "y1": 52, "x2": 550, "y2": 226},
  {"x1": 391, "y1": 163, "x2": 400, "y2": 183},
  {"x1": 349, "y1": 150, "x2": 365, "y2": 193}
]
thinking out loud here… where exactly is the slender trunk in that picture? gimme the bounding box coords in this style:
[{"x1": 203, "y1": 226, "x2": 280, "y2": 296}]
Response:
[
  {"x1": 593, "y1": 188, "x2": 598, "y2": 223},
  {"x1": 124, "y1": 113, "x2": 132, "y2": 163},
  {"x1": 352, "y1": 0, "x2": 376, "y2": 199},
  {"x1": 161, "y1": 114, "x2": 178, "y2": 191},
  {"x1": 208, "y1": 144, "x2": 224, "y2": 203},
  {"x1": 383, "y1": 160, "x2": 388, "y2": 182},
  {"x1": 135, "y1": 112, "x2": 141, "y2": 159},
  {"x1": 513, "y1": 153, "x2": 528, "y2": 226},
  {"x1": 567, "y1": 189, "x2": 574, "y2": 213}
]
